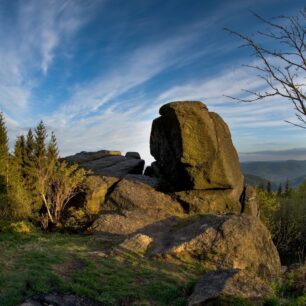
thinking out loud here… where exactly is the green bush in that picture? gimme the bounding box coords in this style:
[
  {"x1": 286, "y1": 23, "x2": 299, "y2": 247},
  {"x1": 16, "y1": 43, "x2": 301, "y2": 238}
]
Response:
[
  {"x1": 257, "y1": 186, "x2": 306, "y2": 264},
  {"x1": 0, "y1": 221, "x2": 35, "y2": 234}
]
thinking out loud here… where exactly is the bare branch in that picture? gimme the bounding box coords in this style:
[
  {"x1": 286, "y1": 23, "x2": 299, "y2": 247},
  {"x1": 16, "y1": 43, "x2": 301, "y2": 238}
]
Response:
[{"x1": 225, "y1": 7, "x2": 306, "y2": 128}]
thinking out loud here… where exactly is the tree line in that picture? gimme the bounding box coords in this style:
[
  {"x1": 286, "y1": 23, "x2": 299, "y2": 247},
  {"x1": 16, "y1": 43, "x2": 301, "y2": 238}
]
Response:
[
  {"x1": 0, "y1": 113, "x2": 87, "y2": 229},
  {"x1": 258, "y1": 182, "x2": 306, "y2": 264}
]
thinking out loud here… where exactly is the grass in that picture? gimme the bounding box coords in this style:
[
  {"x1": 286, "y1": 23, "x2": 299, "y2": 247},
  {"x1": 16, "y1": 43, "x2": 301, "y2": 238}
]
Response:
[
  {"x1": 0, "y1": 223, "x2": 305, "y2": 305},
  {"x1": 0, "y1": 229, "x2": 201, "y2": 306}
]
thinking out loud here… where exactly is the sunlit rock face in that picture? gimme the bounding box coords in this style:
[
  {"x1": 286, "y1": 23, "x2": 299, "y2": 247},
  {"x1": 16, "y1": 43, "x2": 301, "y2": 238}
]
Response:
[
  {"x1": 149, "y1": 101, "x2": 244, "y2": 212},
  {"x1": 150, "y1": 101, "x2": 244, "y2": 191}
]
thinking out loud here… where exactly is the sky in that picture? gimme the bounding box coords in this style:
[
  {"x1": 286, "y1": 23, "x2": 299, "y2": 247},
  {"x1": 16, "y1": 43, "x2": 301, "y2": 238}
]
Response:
[{"x1": 0, "y1": 0, "x2": 305, "y2": 164}]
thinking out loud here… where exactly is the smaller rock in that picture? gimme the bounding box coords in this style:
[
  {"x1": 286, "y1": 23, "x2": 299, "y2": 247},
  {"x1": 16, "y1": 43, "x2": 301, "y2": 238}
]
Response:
[
  {"x1": 188, "y1": 269, "x2": 273, "y2": 306},
  {"x1": 118, "y1": 234, "x2": 153, "y2": 255},
  {"x1": 88, "y1": 178, "x2": 184, "y2": 235},
  {"x1": 241, "y1": 185, "x2": 259, "y2": 217},
  {"x1": 84, "y1": 175, "x2": 119, "y2": 214},
  {"x1": 125, "y1": 152, "x2": 141, "y2": 159}
]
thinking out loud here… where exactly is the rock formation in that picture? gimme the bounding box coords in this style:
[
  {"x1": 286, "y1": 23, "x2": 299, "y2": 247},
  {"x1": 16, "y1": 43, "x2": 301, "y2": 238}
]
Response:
[{"x1": 63, "y1": 101, "x2": 280, "y2": 303}]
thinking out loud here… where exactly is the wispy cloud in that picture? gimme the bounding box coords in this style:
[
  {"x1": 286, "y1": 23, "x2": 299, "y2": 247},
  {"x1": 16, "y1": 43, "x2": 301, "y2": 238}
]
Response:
[{"x1": 0, "y1": 0, "x2": 98, "y2": 119}]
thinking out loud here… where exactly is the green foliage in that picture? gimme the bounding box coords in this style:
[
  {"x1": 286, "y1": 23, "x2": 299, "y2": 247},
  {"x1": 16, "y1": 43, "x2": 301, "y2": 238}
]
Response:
[
  {"x1": 0, "y1": 115, "x2": 87, "y2": 228},
  {"x1": 0, "y1": 221, "x2": 35, "y2": 234},
  {"x1": 46, "y1": 161, "x2": 87, "y2": 224},
  {"x1": 257, "y1": 188, "x2": 280, "y2": 237},
  {"x1": 258, "y1": 184, "x2": 306, "y2": 264},
  {"x1": 263, "y1": 298, "x2": 280, "y2": 306}
]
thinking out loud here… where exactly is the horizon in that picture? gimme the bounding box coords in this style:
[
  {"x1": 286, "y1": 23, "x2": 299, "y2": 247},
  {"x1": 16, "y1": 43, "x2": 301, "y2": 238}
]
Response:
[{"x1": 0, "y1": 0, "x2": 305, "y2": 163}]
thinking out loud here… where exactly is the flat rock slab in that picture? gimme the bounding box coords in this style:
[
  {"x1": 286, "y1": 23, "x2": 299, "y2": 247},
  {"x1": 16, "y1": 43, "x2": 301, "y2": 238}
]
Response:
[
  {"x1": 64, "y1": 150, "x2": 145, "y2": 178},
  {"x1": 64, "y1": 150, "x2": 121, "y2": 164},
  {"x1": 21, "y1": 293, "x2": 102, "y2": 306}
]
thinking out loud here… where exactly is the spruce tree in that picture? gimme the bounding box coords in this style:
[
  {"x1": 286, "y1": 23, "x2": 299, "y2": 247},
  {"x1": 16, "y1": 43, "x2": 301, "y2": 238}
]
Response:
[
  {"x1": 7, "y1": 135, "x2": 32, "y2": 218},
  {"x1": 0, "y1": 112, "x2": 9, "y2": 190},
  {"x1": 267, "y1": 181, "x2": 272, "y2": 193},
  {"x1": 277, "y1": 183, "x2": 282, "y2": 197},
  {"x1": 25, "y1": 129, "x2": 35, "y2": 162},
  {"x1": 24, "y1": 129, "x2": 36, "y2": 184},
  {"x1": 34, "y1": 121, "x2": 47, "y2": 159},
  {"x1": 47, "y1": 131, "x2": 59, "y2": 163},
  {"x1": 14, "y1": 135, "x2": 26, "y2": 175},
  {"x1": 285, "y1": 179, "x2": 291, "y2": 197}
]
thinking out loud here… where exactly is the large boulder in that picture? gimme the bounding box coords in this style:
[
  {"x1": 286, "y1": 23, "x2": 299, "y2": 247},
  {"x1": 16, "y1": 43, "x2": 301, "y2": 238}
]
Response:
[
  {"x1": 87, "y1": 176, "x2": 184, "y2": 235},
  {"x1": 188, "y1": 269, "x2": 273, "y2": 305},
  {"x1": 150, "y1": 214, "x2": 281, "y2": 278},
  {"x1": 150, "y1": 101, "x2": 244, "y2": 198}
]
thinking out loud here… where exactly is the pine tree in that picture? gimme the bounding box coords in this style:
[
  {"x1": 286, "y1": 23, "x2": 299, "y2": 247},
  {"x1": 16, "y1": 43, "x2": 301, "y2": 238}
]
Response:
[
  {"x1": 34, "y1": 121, "x2": 47, "y2": 159},
  {"x1": 6, "y1": 135, "x2": 32, "y2": 219},
  {"x1": 25, "y1": 129, "x2": 35, "y2": 168},
  {"x1": 267, "y1": 181, "x2": 272, "y2": 193},
  {"x1": 277, "y1": 183, "x2": 282, "y2": 197},
  {"x1": 0, "y1": 112, "x2": 9, "y2": 190},
  {"x1": 47, "y1": 131, "x2": 59, "y2": 164},
  {"x1": 22, "y1": 128, "x2": 41, "y2": 211},
  {"x1": 284, "y1": 179, "x2": 291, "y2": 197},
  {"x1": 14, "y1": 135, "x2": 26, "y2": 176},
  {"x1": 26, "y1": 129, "x2": 34, "y2": 157}
]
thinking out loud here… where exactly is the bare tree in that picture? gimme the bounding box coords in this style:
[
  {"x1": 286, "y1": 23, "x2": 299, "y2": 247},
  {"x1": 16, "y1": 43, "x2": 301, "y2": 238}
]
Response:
[{"x1": 225, "y1": 7, "x2": 306, "y2": 128}]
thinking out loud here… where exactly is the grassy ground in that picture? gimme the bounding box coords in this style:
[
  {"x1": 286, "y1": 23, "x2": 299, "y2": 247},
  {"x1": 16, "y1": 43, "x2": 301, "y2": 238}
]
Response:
[
  {"x1": 0, "y1": 227, "x2": 202, "y2": 306},
  {"x1": 0, "y1": 222, "x2": 305, "y2": 306}
]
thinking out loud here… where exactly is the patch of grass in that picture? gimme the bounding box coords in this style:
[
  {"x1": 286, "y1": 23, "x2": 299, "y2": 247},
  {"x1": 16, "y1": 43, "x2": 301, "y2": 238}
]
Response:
[
  {"x1": 0, "y1": 230, "x2": 201, "y2": 306},
  {"x1": 205, "y1": 296, "x2": 256, "y2": 306}
]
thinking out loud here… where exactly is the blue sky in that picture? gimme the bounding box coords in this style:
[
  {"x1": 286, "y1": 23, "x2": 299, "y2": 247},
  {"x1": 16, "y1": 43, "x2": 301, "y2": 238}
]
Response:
[{"x1": 0, "y1": 0, "x2": 305, "y2": 163}]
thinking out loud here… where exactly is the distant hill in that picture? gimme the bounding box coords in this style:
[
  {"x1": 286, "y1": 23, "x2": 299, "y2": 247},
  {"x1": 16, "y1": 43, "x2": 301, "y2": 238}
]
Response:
[
  {"x1": 244, "y1": 173, "x2": 270, "y2": 187},
  {"x1": 240, "y1": 160, "x2": 306, "y2": 189}
]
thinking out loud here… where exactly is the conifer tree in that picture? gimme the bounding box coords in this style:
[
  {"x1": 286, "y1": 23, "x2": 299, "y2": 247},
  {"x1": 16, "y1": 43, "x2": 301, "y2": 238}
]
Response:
[
  {"x1": 14, "y1": 135, "x2": 26, "y2": 176},
  {"x1": 25, "y1": 129, "x2": 35, "y2": 168},
  {"x1": 47, "y1": 131, "x2": 59, "y2": 164},
  {"x1": 6, "y1": 135, "x2": 32, "y2": 218},
  {"x1": 0, "y1": 112, "x2": 9, "y2": 190},
  {"x1": 277, "y1": 183, "x2": 282, "y2": 197},
  {"x1": 34, "y1": 121, "x2": 47, "y2": 159},
  {"x1": 267, "y1": 181, "x2": 272, "y2": 193},
  {"x1": 284, "y1": 179, "x2": 291, "y2": 197}
]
